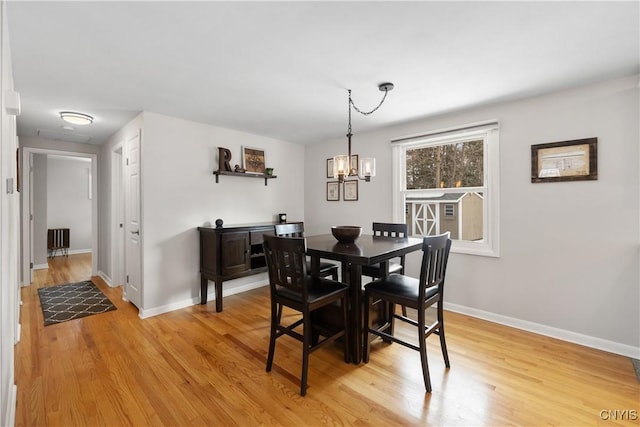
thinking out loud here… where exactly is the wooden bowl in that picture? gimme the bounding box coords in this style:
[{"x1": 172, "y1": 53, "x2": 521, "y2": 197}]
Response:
[{"x1": 331, "y1": 226, "x2": 362, "y2": 244}]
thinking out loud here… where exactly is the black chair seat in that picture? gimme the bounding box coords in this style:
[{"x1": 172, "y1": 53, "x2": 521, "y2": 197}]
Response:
[
  {"x1": 361, "y1": 261, "x2": 403, "y2": 278},
  {"x1": 366, "y1": 274, "x2": 439, "y2": 306},
  {"x1": 277, "y1": 277, "x2": 348, "y2": 304}
]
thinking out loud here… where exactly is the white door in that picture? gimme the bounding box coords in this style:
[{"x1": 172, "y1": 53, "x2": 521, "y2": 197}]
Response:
[
  {"x1": 125, "y1": 130, "x2": 142, "y2": 308},
  {"x1": 28, "y1": 152, "x2": 34, "y2": 284},
  {"x1": 111, "y1": 146, "x2": 125, "y2": 286}
]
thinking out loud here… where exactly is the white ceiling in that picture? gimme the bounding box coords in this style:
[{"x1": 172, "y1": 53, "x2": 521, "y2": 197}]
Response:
[{"x1": 6, "y1": 1, "x2": 639, "y2": 145}]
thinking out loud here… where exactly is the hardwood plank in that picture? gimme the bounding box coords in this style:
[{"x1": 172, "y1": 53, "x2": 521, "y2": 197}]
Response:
[{"x1": 15, "y1": 254, "x2": 639, "y2": 426}]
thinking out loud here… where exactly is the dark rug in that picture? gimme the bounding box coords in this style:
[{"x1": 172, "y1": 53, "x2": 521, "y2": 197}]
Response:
[{"x1": 37, "y1": 280, "x2": 117, "y2": 326}]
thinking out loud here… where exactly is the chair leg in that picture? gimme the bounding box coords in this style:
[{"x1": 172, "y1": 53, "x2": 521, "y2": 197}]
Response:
[
  {"x1": 418, "y1": 309, "x2": 432, "y2": 392},
  {"x1": 300, "y1": 311, "x2": 311, "y2": 396},
  {"x1": 363, "y1": 292, "x2": 371, "y2": 363},
  {"x1": 438, "y1": 303, "x2": 450, "y2": 368},
  {"x1": 384, "y1": 301, "x2": 395, "y2": 341},
  {"x1": 266, "y1": 303, "x2": 278, "y2": 372},
  {"x1": 439, "y1": 326, "x2": 450, "y2": 368}
]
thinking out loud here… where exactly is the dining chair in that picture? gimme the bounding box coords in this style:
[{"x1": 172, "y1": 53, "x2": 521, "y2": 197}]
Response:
[
  {"x1": 263, "y1": 234, "x2": 350, "y2": 396},
  {"x1": 362, "y1": 222, "x2": 408, "y2": 315},
  {"x1": 362, "y1": 222, "x2": 407, "y2": 278},
  {"x1": 362, "y1": 232, "x2": 452, "y2": 392},
  {"x1": 274, "y1": 222, "x2": 339, "y2": 281}
]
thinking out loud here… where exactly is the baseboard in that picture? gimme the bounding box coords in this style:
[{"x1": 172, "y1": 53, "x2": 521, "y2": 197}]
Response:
[
  {"x1": 68, "y1": 249, "x2": 92, "y2": 255},
  {"x1": 444, "y1": 302, "x2": 640, "y2": 359},
  {"x1": 2, "y1": 383, "x2": 17, "y2": 427},
  {"x1": 140, "y1": 297, "x2": 199, "y2": 319},
  {"x1": 97, "y1": 271, "x2": 114, "y2": 287},
  {"x1": 33, "y1": 263, "x2": 48, "y2": 270},
  {"x1": 139, "y1": 279, "x2": 269, "y2": 319}
]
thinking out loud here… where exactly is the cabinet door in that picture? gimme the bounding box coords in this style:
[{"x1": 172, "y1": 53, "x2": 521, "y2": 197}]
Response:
[
  {"x1": 221, "y1": 232, "x2": 250, "y2": 276},
  {"x1": 200, "y1": 230, "x2": 219, "y2": 274}
]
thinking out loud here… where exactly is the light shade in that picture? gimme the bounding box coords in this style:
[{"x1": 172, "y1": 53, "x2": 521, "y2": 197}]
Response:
[
  {"x1": 333, "y1": 154, "x2": 350, "y2": 180},
  {"x1": 60, "y1": 111, "x2": 93, "y2": 125},
  {"x1": 359, "y1": 157, "x2": 376, "y2": 181}
]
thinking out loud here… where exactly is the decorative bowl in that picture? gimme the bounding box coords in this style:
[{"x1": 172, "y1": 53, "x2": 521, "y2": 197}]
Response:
[{"x1": 331, "y1": 226, "x2": 362, "y2": 244}]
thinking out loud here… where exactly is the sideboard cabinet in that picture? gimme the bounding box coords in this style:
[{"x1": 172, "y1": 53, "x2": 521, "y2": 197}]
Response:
[{"x1": 198, "y1": 223, "x2": 276, "y2": 312}]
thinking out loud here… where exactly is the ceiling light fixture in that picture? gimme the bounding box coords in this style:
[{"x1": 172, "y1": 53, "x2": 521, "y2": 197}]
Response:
[
  {"x1": 60, "y1": 111, "x2": 93, "y2": 125},
  {"x1": 333, "y1": 82, "x2": 394, "y2": 183}
]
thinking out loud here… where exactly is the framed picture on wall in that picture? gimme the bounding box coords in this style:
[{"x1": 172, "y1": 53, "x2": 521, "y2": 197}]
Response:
[
  {"x1": 242, "y1": 146, "x2": 266, "y2": 174},
  {"x1": 344, "y1": 180, "x2": 358, "y2": 201},
  {"x1": 327, "y1": 181, "x2": 340, "y2": 201},
  {"x1": 531, "y1": 137, "x2": 597, "y2": 183},
  {"x1": 326, "y1": 158, "x2": 334, "y2": 178}
]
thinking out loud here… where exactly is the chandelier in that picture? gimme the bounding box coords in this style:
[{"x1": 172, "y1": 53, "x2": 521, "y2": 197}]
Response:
[{"x1": 333, "y1": 82, "x2": 394, "y2": 182}]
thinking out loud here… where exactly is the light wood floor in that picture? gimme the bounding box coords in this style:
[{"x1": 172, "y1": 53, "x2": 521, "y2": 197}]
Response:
[{"x1": 15, "y1": 254, "x2": 639, "y2": 426}]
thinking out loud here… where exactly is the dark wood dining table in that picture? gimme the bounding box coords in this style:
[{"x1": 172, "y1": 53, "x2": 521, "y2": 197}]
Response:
[{"x1": 305, "y1": 233, "x2": 423, "y2": 363}]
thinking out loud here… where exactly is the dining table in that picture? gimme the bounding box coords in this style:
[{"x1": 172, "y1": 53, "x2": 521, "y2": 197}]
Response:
[{"x1": 305, "y1": 233, "x2": 423, "y2": 363}]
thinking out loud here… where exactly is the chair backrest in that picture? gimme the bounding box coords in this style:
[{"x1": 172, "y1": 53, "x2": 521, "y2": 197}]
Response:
[
  {"x1": 372, "y1": 222, "x2": 408, "y2": 238},
  {"x1": 274, "y1": 222, "x2": 304, "y2": 238},
  {"x1": 263, "y1": 234, "x2": 308, "y2": 297},
  {"x1": 418, "y1": 232, "x2": 452, "y2": 301}
]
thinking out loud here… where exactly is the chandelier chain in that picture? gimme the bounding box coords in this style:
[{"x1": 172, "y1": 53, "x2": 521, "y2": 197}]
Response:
[{"x1": 349, "y1": 88, "x2": 389, "y2": 116}]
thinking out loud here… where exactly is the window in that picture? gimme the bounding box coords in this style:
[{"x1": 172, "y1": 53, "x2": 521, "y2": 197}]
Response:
[
  {"x1": 443, "y1": 204, "x2": 455, "y2": 217},
  {"x1": 392, "y1": 121, "x2": 500, "y2": 257}
]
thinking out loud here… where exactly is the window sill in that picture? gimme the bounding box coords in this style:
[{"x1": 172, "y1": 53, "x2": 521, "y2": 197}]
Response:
[{"x1": 451, "y1": 240, "x2": 500, "y2": 258}]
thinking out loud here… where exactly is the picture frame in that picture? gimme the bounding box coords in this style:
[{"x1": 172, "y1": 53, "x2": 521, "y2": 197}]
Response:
[
  {"x1": 242, "y1": 146, "x2": 266, "y2": 174},
  {"x1": 531, "y1": 137, "x2": 597, "y2": 183},
  {"x1": 344, "y1": 180, "x2": 358, "y2": 201},
  {"x1": 326, "y1": 158, "x2": 334, "y2": 178},
  {"x1": 327, "y1": 181, "x2": 340, "y2": 201},
  {"x1": 350, "y1": 154, "x2": 359, "y2": 174}
]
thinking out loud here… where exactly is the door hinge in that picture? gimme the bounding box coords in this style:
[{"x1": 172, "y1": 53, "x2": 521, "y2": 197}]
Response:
[
  {"x1": 126, "y1": 275, "x2": 129, "y2": 283},
  {"x1": 126, "y1": 158, "x2": 129, "y2": 166},
  {"x1": 30, "y1": 262, "x2": 33, "y2": 269}
]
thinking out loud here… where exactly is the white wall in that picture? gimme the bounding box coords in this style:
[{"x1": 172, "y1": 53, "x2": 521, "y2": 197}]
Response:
[
  {"x1": 32, "y1": 153, "x2": 46, "y2": 266},
  {"x1": 47, "y1": 156, "x2": 92, "y2": 252},
  {"x1": 0, "y1": 1, "x2": 19, "y2": 424},
  {"x1": 305, "y1": 75, "x2": 640, "y2": 357},
  {"x1": 100, "y1": 112, "x2": 305, "y2": 315}
]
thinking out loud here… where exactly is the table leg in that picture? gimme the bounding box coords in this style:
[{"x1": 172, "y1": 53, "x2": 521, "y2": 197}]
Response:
[
  {"x1": 200, "y1": 276, "x2": 208, "y2": 304},
  {"x1": 348, "y1": 263, "x2": 363, "y2": 364},
  {"x1": 214, "y1": 279, "x2": 223, "y2": 312},
  {"x1": 310, "y1": 256, "x2": 320, "y2": 276}
]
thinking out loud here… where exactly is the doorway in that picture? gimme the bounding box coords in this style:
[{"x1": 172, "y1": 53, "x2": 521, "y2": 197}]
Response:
[{"x1": 20, "y1": 148, "x2": 98, "y2": 285}]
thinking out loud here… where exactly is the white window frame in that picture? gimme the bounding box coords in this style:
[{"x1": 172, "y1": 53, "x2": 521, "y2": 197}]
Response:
[{"x1": 391, "y1": 121, "x2": 500, "y2": 257}]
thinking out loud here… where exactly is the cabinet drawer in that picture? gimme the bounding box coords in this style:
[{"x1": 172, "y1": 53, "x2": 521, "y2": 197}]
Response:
[{"x1": 250, "y1": 228, "x2": 272, "y2": 245}]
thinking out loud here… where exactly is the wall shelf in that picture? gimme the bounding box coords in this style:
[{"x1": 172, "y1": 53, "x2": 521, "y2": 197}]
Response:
[{"x1": 213, "y1": 170, "x2": 277, "y2": 186}]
